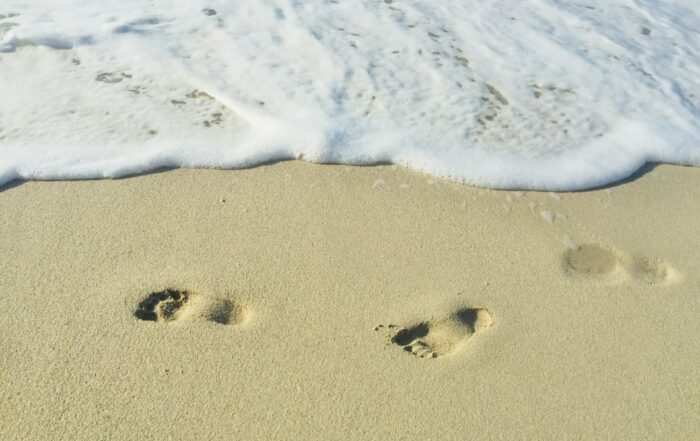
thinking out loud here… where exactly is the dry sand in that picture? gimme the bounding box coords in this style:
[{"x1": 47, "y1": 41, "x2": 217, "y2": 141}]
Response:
[{"x1": 1, "y1": 162, "x2": 698, "y2": 440}]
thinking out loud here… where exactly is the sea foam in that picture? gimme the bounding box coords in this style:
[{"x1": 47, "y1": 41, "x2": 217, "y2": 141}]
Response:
[{"x1": 1, "y1": 1, "x2": 699, "y2": 190}]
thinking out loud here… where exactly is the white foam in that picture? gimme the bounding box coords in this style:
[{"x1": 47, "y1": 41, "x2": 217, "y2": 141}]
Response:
[{"x1": 1, "y1": 1, "x2": 699, "y2": 190}]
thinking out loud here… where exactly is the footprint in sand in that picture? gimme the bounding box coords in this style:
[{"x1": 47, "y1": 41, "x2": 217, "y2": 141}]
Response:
[
  {"x1": 563, "y1": 244, "x2": 622, "y2": 276},
  {"x1": 388, "y1": 308, "x2": 493, "y2": 359},
  {"x1": 134, "y1": 288, "x2": 248, "y2": 325},
  {"x1": 563, "y1": 244, "x2": 677, "y2": 285},
  {"x1": 628, "y1": 255, "x2": 676, "y2": 285}
]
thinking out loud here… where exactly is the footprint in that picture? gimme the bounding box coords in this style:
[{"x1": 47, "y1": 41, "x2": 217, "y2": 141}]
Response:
[
  {"x1": 628, "y1": 256, "x2": 676, "y2": 285},
  {"x1": 390, "y1": 308, "x2": 493, "y2": 359},
  {"x1": 134, "y1": 288, "x2": 248, "y2": 325},
  {"x1": 563, "y1": 244, "x2": 621, "y2": 276},
  {"x1": 563, "y1": 244, "x2": 677, "y2": 285}
]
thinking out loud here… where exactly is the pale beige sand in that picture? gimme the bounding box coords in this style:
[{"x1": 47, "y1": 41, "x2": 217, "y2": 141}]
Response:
[{"x1": 1, "y1": 162, "x2": 698, "y2": 440}]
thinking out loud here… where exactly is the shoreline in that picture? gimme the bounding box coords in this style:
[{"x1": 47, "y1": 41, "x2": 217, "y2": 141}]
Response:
[{"x1": 0, "y1": 160, "x2": 681, "y2": 195}]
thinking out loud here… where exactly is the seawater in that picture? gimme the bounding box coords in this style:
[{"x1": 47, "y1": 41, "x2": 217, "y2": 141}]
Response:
[{"x1": 1, "y1": 0, "x2": 699, "y2": 190}]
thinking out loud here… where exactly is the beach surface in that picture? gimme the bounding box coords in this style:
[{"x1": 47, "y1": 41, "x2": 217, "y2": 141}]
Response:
[{"x1": 1, "y1": 162, "x2": 698, "y2": 440}]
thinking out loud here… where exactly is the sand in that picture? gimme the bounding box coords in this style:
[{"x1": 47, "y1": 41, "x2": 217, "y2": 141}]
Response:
[{"x1": 1, "y1": 162, "x2": 698, "y2": 440}]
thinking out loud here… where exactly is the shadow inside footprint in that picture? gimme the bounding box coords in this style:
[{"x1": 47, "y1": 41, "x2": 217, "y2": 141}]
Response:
[
  {"x1": 134, "y1": 288, "x2": 187, "y2": 322},
  {"x1": 391, "y1": 308, "x2": 493, "y2": 359},
  {"x1": 134, "y1": 288, "x2": 246, "y2": 325},
  {"x1": 392, "y1": 323, "x2": 429, "y2": 346}
]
